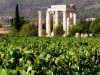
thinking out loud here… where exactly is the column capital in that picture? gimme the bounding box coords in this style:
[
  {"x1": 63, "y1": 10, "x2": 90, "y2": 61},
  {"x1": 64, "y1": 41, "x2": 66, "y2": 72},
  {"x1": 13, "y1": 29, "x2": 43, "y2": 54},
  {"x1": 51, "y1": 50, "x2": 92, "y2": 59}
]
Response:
[
  {"x1": 63, "y1": 11, "x2": 67, "y2": 12},
  {"x1": 38, "y1": 11, "x2": 42, "y2": 12},
  {"x1": 46, "y1": 11, "x2": 50, "y2": 13}
]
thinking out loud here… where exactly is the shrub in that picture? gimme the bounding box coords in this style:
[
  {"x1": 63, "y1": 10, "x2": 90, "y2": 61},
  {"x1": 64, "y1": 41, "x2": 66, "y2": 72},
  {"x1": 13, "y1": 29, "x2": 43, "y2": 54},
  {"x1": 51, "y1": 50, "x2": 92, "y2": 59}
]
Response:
[
  {"x1": 69, "y1": 20, "x2": 92, "y2": 36},
  {"x1": 69, "y1": 23, "x2": 84, "y2": 36},
  {"x1": 42, "y1": 29, "x2": 46, "y2": 36},
  {"x1": 19, "y1": 23, "x2": 38, "y2": 36},
  {"x1": 89, "y1": 18, "x2": 100, "y2": 34},
  {"x1": 54, "y1": 22, "x2": 64, "y2": 36},
  {"x1": 0, "y1": 24, "x2": 2, "y2": 28},
  {"x1": 11, "y1": 16, "x2": 26, "y2": 31}
]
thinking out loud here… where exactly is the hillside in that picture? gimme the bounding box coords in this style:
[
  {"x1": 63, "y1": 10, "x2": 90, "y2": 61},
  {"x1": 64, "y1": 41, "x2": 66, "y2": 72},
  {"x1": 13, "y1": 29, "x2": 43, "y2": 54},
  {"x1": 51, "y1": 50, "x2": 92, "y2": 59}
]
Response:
[{"x1": 0, "y1": 0, "x2": 100, "y2": 19}]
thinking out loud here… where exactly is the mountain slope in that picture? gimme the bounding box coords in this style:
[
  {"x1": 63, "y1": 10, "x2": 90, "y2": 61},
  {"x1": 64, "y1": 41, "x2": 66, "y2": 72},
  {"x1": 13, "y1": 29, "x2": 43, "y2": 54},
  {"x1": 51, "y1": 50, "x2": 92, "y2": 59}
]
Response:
[{"x1": 0, "y1": 0, "x2": 100, "y2": 19}]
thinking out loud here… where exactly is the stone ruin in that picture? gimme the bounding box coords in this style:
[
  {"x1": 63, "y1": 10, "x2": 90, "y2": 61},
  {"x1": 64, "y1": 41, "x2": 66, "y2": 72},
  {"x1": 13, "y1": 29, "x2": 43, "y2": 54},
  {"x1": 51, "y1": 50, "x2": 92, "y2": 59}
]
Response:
[{"x1": 38, "y1": 4, "x2": 77, "y2": 37}]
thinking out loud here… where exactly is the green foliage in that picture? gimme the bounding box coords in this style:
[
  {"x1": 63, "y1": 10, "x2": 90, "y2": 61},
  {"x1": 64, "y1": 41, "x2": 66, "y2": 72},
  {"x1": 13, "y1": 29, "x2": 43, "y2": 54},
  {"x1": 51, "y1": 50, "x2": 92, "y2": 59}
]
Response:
[
  {"x1": 10, "y1": 16, "x2": 36, "y2": 36},
  {"x1": 19, "y1": 23, "x2": 38, "y2": 36},
  {"x1": 0, "y1": 37, "x2": 100, "y2": 74},
  {"x1": 89, "y1": 18, "x2": 100, "y2": 34},
  {"x1": 69, "y1": 22, "x2": 84, "y2": 35},
  {"x1": 69, "y1": 20, "x2": 92, "y2": 36},
  {"x1": 81, "y1": 20, "x2": 92, "y2": 33},
  {"x1": 0, "y1": 23, "x2": 2, "y2": 28},
  {"x1": 54, "y1": 22, "x2": 64, "y2": 36},
  {"x1": 10, "y1": 16, "x2": 28, "y2": 36},
  {"x1": 42, "y1": 29, "x2": 46, "y2": 36},
  {"x1": 11, "y1": 16, "x2": 26, "y2": 30},
  {"x1": 19, "y1": 16, "x2": 27, "y2": 26},
  {"x1": 15, "y1": 4, "x2": 20, "y2": 31},
  {"x1": 7, "y1": 27, "x2": 19, "y2": 36},
  {"x1": 0, "y1": 69, "x2": 7, "y2": 75},
  {"x1": 13, "y1": 4, "x2": 27, "y2": 32}
]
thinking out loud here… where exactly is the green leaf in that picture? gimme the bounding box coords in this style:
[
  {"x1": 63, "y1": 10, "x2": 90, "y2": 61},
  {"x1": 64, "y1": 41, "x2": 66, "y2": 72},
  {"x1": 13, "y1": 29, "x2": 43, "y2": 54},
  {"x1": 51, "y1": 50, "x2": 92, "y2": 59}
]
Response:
[{"x1": 0, "y1": 69, "x2": 7, "y2": 75}]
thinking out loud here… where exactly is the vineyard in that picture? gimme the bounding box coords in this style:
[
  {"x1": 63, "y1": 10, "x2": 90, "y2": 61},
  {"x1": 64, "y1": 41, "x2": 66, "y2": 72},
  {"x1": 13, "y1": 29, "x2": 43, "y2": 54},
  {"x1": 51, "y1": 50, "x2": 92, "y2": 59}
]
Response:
[{"x1": 0, "y1": 36, "x2": 100, "y2": 75}]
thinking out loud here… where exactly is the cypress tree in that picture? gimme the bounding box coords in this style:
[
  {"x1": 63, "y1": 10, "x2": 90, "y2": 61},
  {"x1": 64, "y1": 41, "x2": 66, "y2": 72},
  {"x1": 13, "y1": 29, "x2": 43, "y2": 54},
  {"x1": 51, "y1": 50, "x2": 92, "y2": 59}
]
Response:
[{"x1": 15, "y1": 4, "x2": 20, "y2": 31}]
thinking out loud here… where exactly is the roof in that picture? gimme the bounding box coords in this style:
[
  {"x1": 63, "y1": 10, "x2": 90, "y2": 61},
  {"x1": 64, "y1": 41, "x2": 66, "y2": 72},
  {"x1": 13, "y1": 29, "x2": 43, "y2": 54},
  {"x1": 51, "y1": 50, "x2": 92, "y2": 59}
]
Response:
[{"x1": 0, "y1": 16, "x2": 14, "y2": 19}]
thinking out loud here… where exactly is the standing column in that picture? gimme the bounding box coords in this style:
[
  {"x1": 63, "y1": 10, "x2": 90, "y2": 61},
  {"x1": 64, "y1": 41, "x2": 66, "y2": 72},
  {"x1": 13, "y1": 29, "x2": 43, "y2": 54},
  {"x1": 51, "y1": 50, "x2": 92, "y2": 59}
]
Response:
[
  {"x1": 73, "y1": 13, "x2": 76, "y2": 25},
  {"x1": 70, "y1": 12, "x2": 73, "y2": 25},
  {"x1": 63, "y1": 11, "x2": 67, "y2": 36},
  {"x1": 55, "y1": 11, "x2": 59, "y2": 27},
  {"x1": 38, "y1": 11, "x2": 42, "y2": 37},
  {"x1": 46, "y1": 11, "x2": 51, "y2": 37},
  {"x1": 53, "y1": 12, "x2": 55, "y2": 30},
  {"x1": 70, "y1": 12, "x2": 73, "y2": 18},
  {"x1": 67, "y1": 17, "x2": 70, "y2": 35},
  {"x1": 51, "y1": 12, "x2": 55, "y2": 37}
]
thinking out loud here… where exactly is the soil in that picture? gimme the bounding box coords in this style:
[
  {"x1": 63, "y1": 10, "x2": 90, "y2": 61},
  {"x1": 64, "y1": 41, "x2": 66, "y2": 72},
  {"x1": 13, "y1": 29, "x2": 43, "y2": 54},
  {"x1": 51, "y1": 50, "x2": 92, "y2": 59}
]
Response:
[{"x1": 0, "y1": 28, "x2": 10, "y2": 34}]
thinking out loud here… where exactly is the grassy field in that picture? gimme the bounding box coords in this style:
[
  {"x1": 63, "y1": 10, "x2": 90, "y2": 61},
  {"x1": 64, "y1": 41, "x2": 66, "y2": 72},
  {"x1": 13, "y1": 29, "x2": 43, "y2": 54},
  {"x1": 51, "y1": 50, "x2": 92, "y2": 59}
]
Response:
[{"x1": 0, "y1": 36, "x2": 100, "y2": 75}]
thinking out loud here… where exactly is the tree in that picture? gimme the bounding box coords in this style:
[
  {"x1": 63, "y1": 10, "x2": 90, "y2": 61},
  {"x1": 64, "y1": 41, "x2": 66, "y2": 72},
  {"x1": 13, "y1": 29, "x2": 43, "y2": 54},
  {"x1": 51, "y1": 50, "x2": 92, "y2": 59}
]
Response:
[
  {"x1": 0, "y1": 23, "x2": 2, "y2": 28},
  {"x1": 10, "y1": 4, "x2": 26, "y2": 33},
  {"x1": 89, "y1": 18, "x2": 100, "y2": 34},
  {"x1": 69, "y1": 22, "x2": 84, "y2": 35},
  {"x1": 15, "y1": 4, "x2": 21, "y2": 31},
  {"x1": 54, "y1": 21, "x2": 64, "y2": 36},
  {"x1": 19, "y1": 23, "x2": 38, "y2": 36},
  {"x1": 83, "y1": 21, "x2": 92, "y2": 33},
  {"x1": 69, "y1": 20, "x2": 92, "y2": 36}
]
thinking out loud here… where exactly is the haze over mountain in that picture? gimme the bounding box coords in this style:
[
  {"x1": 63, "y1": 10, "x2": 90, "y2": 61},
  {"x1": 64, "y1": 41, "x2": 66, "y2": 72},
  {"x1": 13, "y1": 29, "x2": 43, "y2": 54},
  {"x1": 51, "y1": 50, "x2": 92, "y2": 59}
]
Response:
[{"x1": 0, "y1": 0, "x2": 100, "y2": 19}]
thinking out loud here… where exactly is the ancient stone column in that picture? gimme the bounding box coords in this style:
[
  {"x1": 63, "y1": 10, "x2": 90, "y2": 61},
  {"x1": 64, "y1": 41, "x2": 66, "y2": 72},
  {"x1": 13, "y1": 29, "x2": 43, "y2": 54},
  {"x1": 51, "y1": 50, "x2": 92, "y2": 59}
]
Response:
[
  {"x1": 70, "y1": 12, "x2": 73, "y2": 18},
  {"x1": 69, "y1": 12, "x2": 73, "y2": 25},
  {"x1": 51, "y1": 12, "x2": 55, "y2": 37},
  {"x1": 38, "y1": 11, "x2": 42, "y2": 37},
  {"x1": 55, "y1": 11, "x2": 59, "y2": 27},
  {"x1": 46, "y1": 11, "x2": 51, "y2": 37},
  {"x1": 63, "y1": 11, "x2": 67, "y2": 36},
  {"x1": 73, "y1": 13, "x2": 76, "y2": 25},
  {"x1": 53, "y1": 12, "x2": 55, "y2": 29},
  {"x1": 51, "y1": 11, "x2": 58, "y2": 36},
  {"x1": 67, "y1": 17, "x2": 70, "y2": 35}
]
